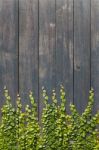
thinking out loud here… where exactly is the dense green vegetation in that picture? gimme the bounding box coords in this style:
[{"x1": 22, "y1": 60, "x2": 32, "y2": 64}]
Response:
[{"x1": 0, "y1": 86, "x2": 98, "y2": 150}]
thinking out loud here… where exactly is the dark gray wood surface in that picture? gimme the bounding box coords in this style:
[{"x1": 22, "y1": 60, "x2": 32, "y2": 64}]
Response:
[
  {"x1": 56, "y1": 0, "x2": 73, "y2": 112},
  {"x1": 0, "y1": 0, "x2": 18, "y2": 106},
  {"x1": 91, "y1": 0, "x2": 99, "y2": 113},
  {"x1": 39, "y1": 0, "x2": 56, "y2": 116},
  {"x1": 0, "y1": 0, "x2": 99, "y2": 114},
  {"x1": 74, "y1": 0, "x2": 91, "y2": 113},
  {"x1": 19, "y1": 0, "x2": 39, "y2": 108}
]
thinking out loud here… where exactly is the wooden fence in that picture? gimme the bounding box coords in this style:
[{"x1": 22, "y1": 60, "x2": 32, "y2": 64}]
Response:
[{"x1": 0, "y1": 0, "x2": 99, "y2": 115}]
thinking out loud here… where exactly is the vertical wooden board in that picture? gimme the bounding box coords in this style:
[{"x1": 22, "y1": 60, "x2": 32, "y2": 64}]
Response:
[
  {"x1": 74, "y1": 0, "x2": 91, "y2": 113},
  {"x1": 39, "y1": 0, "x2": 56, "y2": 115},
  {"x1": 91, "y1": 0, "x2": 99, "y2": 113},
  {"x1": 56, "y1": 0, "x2": 73, "y2": 112},
  {"x1": 19, "y1": 0, "x2": 39, "y2": 108},
  {"x1": 0, "y1": 0, "x2": 18, "y2": 106}
]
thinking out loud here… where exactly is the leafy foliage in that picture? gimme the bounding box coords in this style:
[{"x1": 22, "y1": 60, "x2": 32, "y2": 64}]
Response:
[{"x1": 0, "y1": 86, "x2": 98, "y2": 150}]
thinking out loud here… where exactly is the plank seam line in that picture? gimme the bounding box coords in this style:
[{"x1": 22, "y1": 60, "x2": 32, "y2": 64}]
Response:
[
  {"x1": 55, "y1": 0, "x2": 56, "y2": 90},
  {"x1": 18, "y1": 0, "x2": 20, "y2": 94},
  {"x1": 38, "y1": 0, "x2": 40, "y2": 120},
  {"x1": 90, "y1": 0, "x2": 92, "y2": 89},
  {"x1": 73, "y1": 0, "x2": 74, "y2": 105}
]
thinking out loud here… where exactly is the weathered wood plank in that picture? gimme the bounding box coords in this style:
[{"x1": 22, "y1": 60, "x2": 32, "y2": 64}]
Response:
[
  {"x1": 74, "y1": 0, "x2": 91, "y2": 113},
  {"x1": 91, "y1": 0, "x2": 99, "y2": 113},
  {"x1": 0, "y1": 0, "x2": 18, "y2": 106},
  {"x1": 19, "y1": 0, "x2": 39, "y2": 108},
  {"x1": 56, "y1": 0, "x2": 73, "y2": 112},
  {"x1": 39, "y1": 0, "x2": 56, "y2": 115}
]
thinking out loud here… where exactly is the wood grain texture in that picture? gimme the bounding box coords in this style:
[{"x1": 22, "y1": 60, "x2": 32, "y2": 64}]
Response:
[
  {"x1": 19, "y1": 0, "x2": 39, "y2": 108},
  {"x1": 39, "y1": 0, "x2": 56, "y2": 116},
  {"x1": 91, "y1": 0, "x2": 99, "y2": 113},
  {"x1": 74, "y1": 0, "x2": 91, "y2": 113},
  {"x1": 56, "y1": 0, "x2": 73, "y2": 112},
  {"x1": 0, "y1": 0, "x2": 18, "y2": 106},
  {"x1": 0, "y1": 0, "x2": 99, "y2": 114}
]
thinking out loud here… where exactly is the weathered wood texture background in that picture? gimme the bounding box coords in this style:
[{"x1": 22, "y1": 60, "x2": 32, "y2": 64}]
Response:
[{"x1": 0, "y1": 0, "x2": 99, "y2": 114}]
